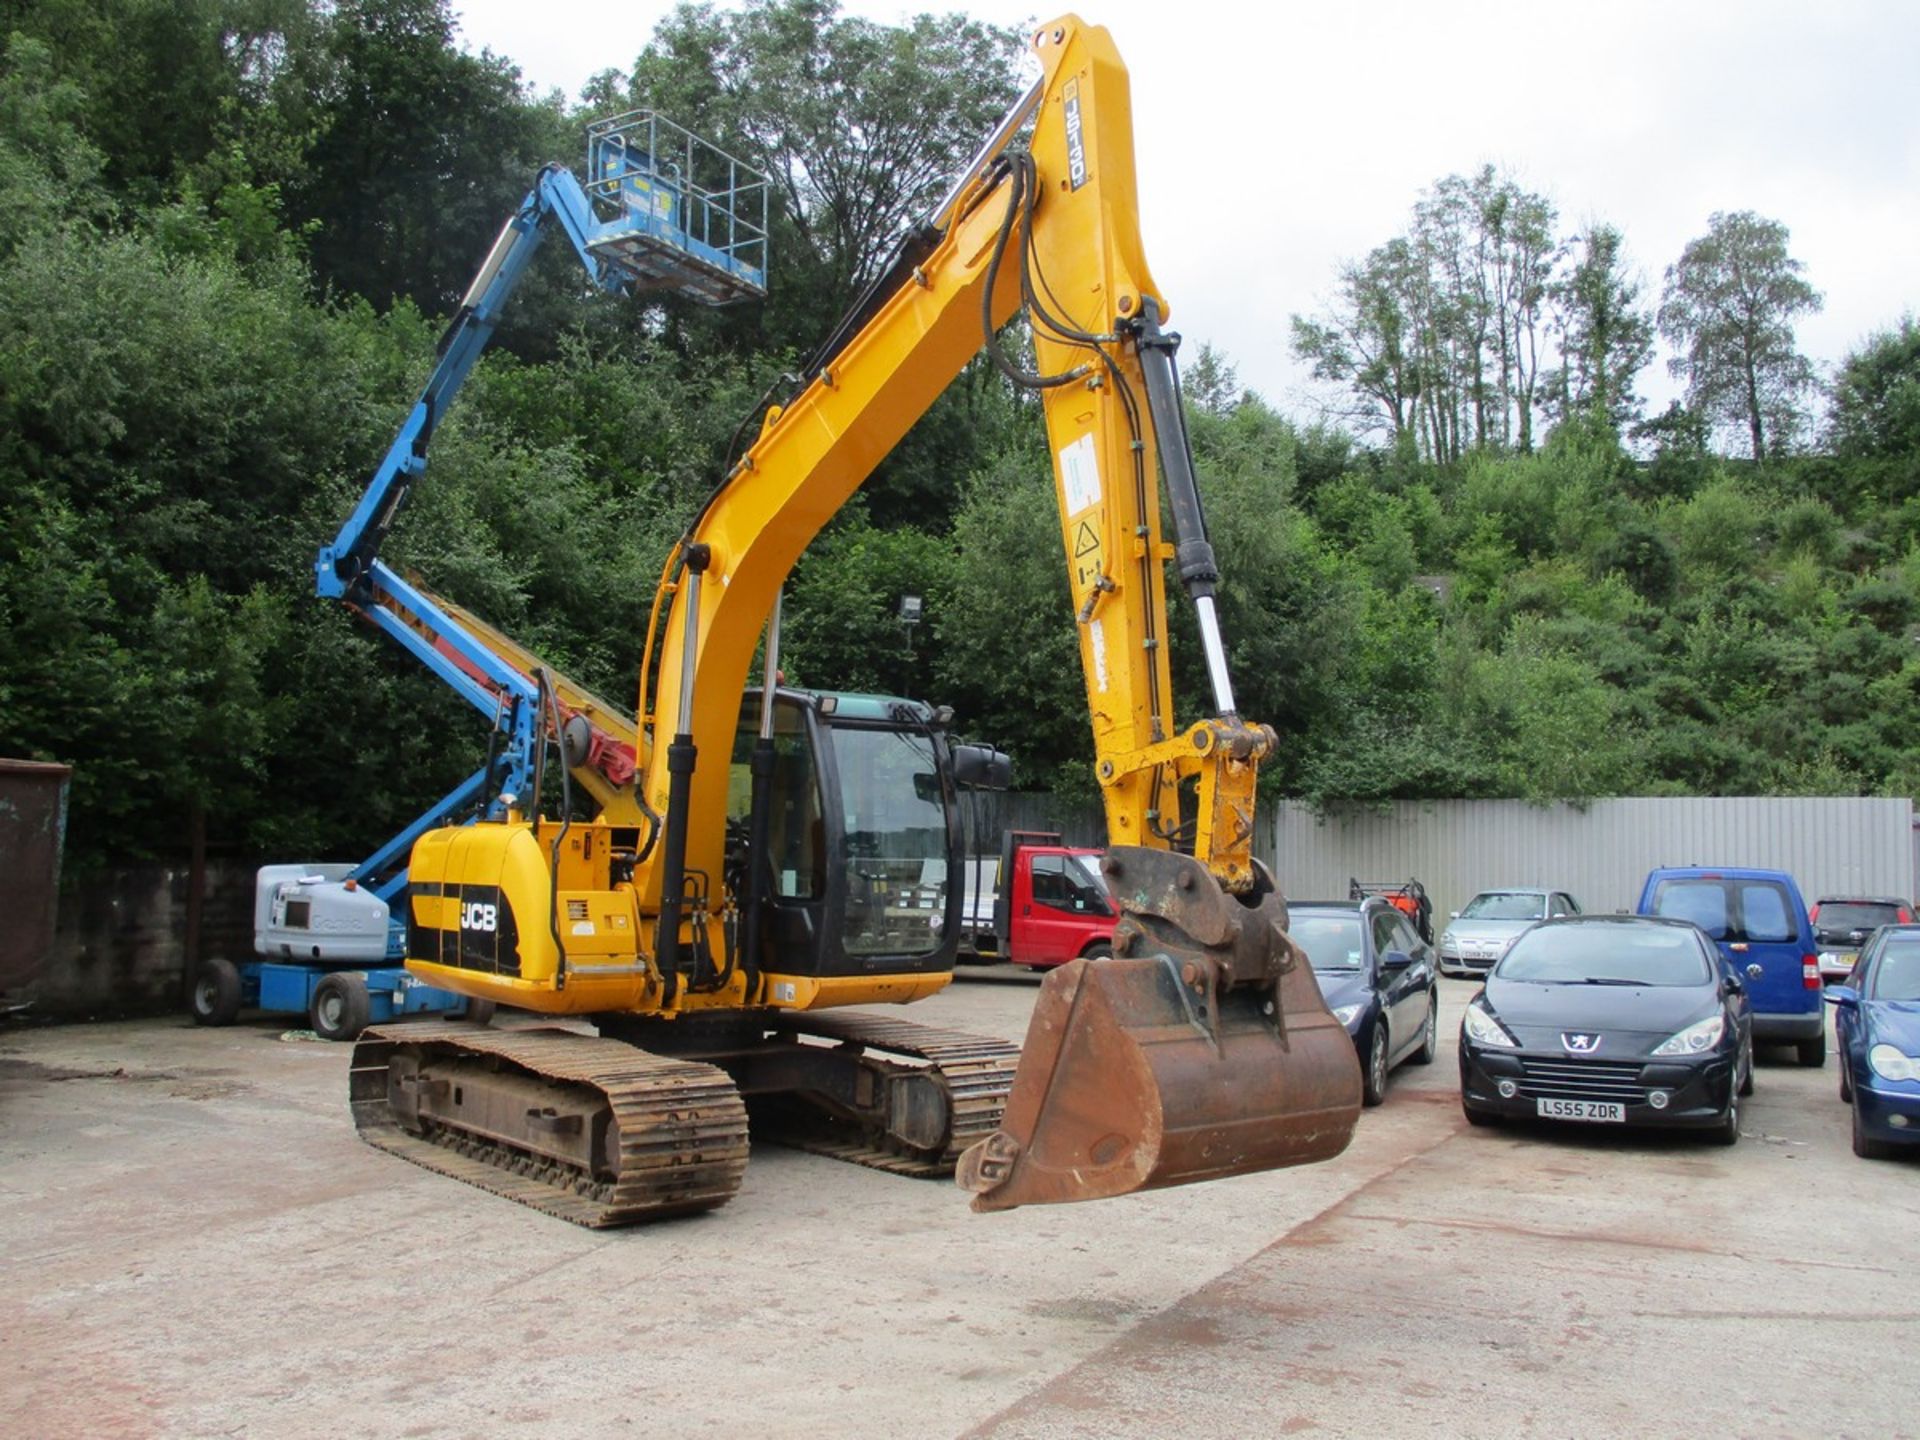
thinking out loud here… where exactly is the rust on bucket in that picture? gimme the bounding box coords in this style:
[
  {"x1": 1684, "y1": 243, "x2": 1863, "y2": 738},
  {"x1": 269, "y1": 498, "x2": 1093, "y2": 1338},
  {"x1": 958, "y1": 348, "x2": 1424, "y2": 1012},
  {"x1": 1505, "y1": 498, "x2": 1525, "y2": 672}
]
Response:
[{"x1": 957, "y1": 847, "x2": 1361, "y2": 1211}]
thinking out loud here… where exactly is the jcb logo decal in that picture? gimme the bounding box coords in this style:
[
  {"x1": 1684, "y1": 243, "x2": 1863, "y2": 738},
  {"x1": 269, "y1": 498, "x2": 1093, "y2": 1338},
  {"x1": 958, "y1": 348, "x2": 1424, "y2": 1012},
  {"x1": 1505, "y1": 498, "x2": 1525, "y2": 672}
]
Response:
[{"x1": 461, "y1": 902, "x2": 498, "y2": 933}]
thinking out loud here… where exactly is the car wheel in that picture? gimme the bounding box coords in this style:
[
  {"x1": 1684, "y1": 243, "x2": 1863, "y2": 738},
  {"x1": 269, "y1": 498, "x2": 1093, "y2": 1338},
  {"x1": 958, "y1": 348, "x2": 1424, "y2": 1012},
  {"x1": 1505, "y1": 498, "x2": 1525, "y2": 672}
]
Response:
[
  {"x1": 1362, "y1": 1023, "x2": 1389, "y2": 1107},
  {"x1": 1737, "y1": 1035, "x2": 1755, "y2": 1098},
  {"x1": 190, "y1": 957, "x2": 243, "y2": 1027},
  {"x1": 1839, "y1": 1061, "x2": 1853, "y2": 1103},
  {"x1": 1797, "y1": 1031, "x2": 1827, "y2": 1067},
  {"x1": 1081, "y1": 942, "x2": 1113, "y2": 962},
  {"x1": 1410, "y1": 992, "x2": 1439, "y2": 1065},
  {"x1": 310, "y1": 972, "x2": 371, "y2": 1043},
  {"x1": 1852, "y1": 1102, "x2": 1895, "y2": 1160},
  {"x1": 1709, "y1": 1091, "x2": 1740, "y2": 1147},
  {"x1": 464, "y1": 998, "x2": 496, "y2": 1027},
  {"x1": 1461, "y1": 1100, "x2": 1498, "y2": 1128}
]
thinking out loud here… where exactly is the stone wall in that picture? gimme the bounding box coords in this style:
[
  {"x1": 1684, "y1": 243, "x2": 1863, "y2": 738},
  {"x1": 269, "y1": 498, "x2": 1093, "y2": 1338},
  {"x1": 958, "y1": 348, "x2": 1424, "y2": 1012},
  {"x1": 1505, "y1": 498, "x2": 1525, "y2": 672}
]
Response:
[{"x1": 21, "y1": 861, "x2": 255, "y2": 1019}]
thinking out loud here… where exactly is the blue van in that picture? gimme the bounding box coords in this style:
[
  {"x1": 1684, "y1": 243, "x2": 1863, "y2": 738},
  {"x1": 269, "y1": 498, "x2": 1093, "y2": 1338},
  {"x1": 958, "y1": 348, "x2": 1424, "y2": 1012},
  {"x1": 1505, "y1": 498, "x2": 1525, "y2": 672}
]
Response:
[{"x1": 1636, "y1": 867, "x2": 1825, "y2": 1066}]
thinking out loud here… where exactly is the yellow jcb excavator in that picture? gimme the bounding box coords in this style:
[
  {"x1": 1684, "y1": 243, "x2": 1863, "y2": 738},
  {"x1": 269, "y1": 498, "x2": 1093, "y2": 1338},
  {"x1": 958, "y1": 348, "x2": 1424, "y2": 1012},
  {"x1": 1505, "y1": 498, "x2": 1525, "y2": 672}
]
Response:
[{"x1": 339, "y1": 13, "x2": 1363, "y2": 1225}]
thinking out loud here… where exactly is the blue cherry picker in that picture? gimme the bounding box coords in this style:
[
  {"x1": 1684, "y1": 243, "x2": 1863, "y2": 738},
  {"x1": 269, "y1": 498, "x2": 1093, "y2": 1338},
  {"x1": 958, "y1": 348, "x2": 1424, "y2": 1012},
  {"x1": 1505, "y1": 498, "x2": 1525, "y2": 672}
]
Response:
[{"x1": 188, "y1": 113, "x2": 770, "y2": 1040}]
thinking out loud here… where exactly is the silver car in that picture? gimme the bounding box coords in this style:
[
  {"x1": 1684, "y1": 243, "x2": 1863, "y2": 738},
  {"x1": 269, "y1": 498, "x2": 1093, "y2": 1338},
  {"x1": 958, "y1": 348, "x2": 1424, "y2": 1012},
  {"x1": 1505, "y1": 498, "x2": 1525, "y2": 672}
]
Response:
[{"x1": 1437, "y1": 888, "x2": 1581, "y2": 977}]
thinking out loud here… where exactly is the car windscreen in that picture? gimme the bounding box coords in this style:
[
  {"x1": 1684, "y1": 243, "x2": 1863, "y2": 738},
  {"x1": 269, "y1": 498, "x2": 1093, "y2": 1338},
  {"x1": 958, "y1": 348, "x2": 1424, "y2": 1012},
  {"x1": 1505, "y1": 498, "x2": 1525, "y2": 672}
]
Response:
[
  {"x1": 1065, "y1": 852, "x2": 1110, "y2": 898},
  {"x1": 1649, "y1": 879, "x2": 1797, "y2": 943},
  {"x1": 1818, "y1": 902, "x2": 1903, "y2": 932},
  {"x1": 1461, "y1": 891, "x2": 1546, "y2": 921},
  {"x1": 1291, "y1": 914, "x2": 1364, "y2": 971},
  {"x1": 1497, "y1": 924, "x2": 1712, "y2": 986},
  {"x1": 1869, "y1": 940, "x2": 1920, "y2": 1001}
]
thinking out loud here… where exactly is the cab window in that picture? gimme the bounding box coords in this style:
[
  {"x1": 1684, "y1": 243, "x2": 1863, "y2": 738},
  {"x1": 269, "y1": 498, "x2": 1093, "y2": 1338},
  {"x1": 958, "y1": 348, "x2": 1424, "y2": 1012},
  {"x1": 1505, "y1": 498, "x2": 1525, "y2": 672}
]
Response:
[{"x1": 1031, "y1": 855, "x2": 1105, "y2": 914}]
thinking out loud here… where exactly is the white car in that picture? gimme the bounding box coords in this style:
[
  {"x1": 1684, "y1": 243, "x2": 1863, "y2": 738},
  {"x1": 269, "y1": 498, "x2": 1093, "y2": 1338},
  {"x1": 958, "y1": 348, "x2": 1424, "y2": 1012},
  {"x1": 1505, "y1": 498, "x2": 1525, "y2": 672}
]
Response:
[{"x1": 1437, "y1": 888, "x2": 1582, "y2": 977}]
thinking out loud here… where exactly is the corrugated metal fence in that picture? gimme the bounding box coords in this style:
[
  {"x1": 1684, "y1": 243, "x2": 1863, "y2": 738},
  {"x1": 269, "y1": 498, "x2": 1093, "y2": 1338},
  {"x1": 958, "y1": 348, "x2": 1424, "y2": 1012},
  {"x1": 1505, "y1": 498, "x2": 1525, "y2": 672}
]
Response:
[
  {"x1": 1265, "y1": 797, "x2": 1916, "y2": 921},
  {"x1": 957, "y1": 789, "x2": 1106, "y2": 852}
]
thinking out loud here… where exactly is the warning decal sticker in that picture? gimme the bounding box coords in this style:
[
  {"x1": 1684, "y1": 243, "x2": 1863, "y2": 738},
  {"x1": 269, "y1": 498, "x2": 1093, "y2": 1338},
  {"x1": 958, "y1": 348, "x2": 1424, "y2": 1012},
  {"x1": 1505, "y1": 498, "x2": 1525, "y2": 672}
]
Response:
[
  {"x1": 1059, "y1": 433, "x2": 1100, "y2": 515},
  {"x1": 1072, "y1": 519, "x2": 1103, "y2": 589}
]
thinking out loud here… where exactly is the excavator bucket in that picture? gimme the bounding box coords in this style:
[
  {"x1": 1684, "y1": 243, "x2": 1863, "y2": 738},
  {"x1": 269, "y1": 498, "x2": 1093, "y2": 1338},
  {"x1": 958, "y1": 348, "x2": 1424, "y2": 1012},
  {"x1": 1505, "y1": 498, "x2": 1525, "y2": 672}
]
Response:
[{"x1": 957, "y1": 848, "x2": 1362, "y2": 1212}]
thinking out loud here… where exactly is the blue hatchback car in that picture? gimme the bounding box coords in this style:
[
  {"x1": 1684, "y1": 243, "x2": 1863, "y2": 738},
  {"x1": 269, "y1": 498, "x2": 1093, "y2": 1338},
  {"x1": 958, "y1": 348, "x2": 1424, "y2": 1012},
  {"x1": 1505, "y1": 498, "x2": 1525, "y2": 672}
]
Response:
[
  {"x1": 1637, "y1": 867, "x2": 1825, "y2": 1066},
  {"x1": 1827, "y1": 924, "x2": 1920, "y2": 1159}
]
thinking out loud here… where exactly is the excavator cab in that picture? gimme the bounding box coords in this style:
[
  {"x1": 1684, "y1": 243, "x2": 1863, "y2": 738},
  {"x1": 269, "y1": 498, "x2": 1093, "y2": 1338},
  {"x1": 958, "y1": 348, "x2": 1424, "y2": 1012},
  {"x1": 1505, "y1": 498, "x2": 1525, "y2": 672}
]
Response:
[{"x1": 726, "y1": 689, "x2": 1000, "y2": 983}]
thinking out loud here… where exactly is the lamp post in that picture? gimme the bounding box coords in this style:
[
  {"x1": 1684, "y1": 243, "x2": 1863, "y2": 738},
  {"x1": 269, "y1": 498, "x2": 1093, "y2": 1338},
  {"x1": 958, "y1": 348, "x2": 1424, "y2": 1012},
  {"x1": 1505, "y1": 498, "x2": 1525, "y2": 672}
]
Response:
[{"x1": 897, "y1": 593, "x2": 923, "y2": 651}]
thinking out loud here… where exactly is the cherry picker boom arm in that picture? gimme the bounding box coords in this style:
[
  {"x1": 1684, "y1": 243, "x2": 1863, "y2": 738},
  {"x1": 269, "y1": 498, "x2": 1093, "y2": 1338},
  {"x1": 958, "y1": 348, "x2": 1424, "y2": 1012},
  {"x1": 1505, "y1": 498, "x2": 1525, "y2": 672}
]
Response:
[
  {"x1": 312, "y1": 127, "x2": 768, "y2": 852},
  {"x1": 311, "y1": 167, "x2": 636, "y2": 837}
]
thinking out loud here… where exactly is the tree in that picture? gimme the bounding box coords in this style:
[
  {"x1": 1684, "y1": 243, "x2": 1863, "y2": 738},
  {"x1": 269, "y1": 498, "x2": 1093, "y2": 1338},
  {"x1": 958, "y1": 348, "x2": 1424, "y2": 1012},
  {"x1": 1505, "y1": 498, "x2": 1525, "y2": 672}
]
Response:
[
  {"x1": 284, "y1": 0, "x2": 553, "y2": 314},
  {"x1": 1658, "y1": 211, "x2": 1822, "y2": 460},
  {"x1": 1832, "y1": 317, "x2": 1920, "y2": 458},
  {"x1": 1181, "y1": 343, "x2": 1243, "y2": 417},
  {"x1": 0, "y1": 33, "x2": 111, "y2": 250},
  {"x1": 1295, "y1": 166, "x2": 1557, "y2": 461},
  {"x1": 1547, "y1": 223, "x2": 1654, "y2": 436},
  {"x1": 1290, "y1": 237, "x2": 1424, "y2": 450},
  {"x1": 625, "y1": 0, "x2": 1027, "y2": 349},
  {"x1": 1415, "y1": 168, "x2": 1558, "y2": 453}
]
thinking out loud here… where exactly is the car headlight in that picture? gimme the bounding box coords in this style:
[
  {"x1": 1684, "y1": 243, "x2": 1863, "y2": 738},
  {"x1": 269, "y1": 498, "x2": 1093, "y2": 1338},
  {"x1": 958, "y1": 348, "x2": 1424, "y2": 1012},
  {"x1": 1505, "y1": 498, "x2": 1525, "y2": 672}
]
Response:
[
  {"x1": 1439, "y1": 931, "x2": 1459, "y2": 954},
  {"x1": 1463, "y1": 1000, "x2": 1517, "y2": 1048},
  {"x1": 1330, "y1": 1003, "x2": 1363, "y2": 1026},
  {"x1": 1651, "y1": 1014, "x2": 1725, "y2": 1056},
  {"x1": 1868, "y1": 1044, "x2": 1920, "y2": 1083}
]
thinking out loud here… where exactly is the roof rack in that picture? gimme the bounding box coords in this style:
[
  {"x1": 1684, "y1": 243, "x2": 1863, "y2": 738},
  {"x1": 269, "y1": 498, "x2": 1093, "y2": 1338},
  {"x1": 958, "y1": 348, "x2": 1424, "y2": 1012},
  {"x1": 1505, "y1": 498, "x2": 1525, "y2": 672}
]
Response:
[{"x1": 1348, "y1": 876, "x2": 1434, "y2": 946}]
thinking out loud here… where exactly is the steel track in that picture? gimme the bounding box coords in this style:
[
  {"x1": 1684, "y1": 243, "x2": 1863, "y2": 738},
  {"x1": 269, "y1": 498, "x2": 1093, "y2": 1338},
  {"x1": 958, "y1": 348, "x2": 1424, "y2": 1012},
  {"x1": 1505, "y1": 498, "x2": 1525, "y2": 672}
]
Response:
[{"x1": 349, "y1": 1022, "x2": 750, "y2": 1227}]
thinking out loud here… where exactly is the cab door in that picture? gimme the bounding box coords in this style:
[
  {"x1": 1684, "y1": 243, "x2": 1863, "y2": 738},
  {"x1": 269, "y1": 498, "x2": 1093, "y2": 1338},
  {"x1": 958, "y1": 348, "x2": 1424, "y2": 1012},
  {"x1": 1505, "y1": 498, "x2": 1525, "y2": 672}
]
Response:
[{"x1": 1014, "y1": 852, "x2": 1089, "y2": 967}]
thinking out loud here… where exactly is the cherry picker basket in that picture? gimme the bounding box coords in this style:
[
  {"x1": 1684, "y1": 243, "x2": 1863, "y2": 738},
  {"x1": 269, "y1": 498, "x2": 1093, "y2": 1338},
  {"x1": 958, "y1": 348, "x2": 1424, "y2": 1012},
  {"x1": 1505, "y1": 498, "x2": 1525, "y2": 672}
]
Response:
[{"x1": 583, "y1": 110, "x2": 770, "y2": 304}]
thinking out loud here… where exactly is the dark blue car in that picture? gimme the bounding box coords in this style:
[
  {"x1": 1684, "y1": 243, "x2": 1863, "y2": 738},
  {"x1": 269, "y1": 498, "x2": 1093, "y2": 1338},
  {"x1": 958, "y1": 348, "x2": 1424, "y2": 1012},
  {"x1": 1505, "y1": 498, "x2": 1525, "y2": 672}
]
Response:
[
  {"x1": 1826, "y1": 924, "x2": 1920, "y2": 1159},
  {"x1": 1637, "y1": 867, "x2": 1824, "y2": 1066},
  {"x1": 1292, "y1": 899, "x2": 1439, "y2": 1106}
]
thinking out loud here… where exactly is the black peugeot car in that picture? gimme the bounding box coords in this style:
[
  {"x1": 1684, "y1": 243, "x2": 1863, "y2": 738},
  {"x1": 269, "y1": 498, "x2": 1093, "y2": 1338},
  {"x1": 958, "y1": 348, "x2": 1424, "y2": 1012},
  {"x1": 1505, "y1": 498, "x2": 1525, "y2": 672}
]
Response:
[{"x1": 1459, "y1": 915, "x2": 1753, "y2": 1144}]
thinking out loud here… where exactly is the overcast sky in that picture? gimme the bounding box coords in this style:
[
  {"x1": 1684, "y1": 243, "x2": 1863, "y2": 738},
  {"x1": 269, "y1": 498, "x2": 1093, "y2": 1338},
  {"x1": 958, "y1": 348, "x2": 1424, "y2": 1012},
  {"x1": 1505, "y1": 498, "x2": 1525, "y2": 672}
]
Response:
[{"x1": 451, "y1": 0, "x2": 1920, "y2": 426}]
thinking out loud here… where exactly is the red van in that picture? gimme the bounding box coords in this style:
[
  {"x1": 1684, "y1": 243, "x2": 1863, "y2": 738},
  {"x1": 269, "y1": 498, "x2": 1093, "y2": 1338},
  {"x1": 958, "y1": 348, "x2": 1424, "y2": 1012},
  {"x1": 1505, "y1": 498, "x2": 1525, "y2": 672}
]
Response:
[{"x1": 968, "y1": 830, "x2": 1117, "y2": 969}]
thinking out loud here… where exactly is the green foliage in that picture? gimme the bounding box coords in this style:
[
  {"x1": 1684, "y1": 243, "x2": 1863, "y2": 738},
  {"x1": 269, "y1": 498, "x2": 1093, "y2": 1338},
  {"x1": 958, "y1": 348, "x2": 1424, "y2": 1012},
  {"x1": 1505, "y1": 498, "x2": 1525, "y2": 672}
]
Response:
[
  {"x1": 624, "y1": 0, "x2": 1026, "y2": 352},
  {"x1": 784, "y1": 512, "x2": 955, "y2": 698},
  {"x1": 1470, "y1": 618, "x2": 1642, "y2": 801},
  {"x1": 286, "y1": 0, "x2": 552, "y2": 313},
  {"x1": 935, "y1": 449, "x2": 1086, "y2": 791},
  {"x1": 1293, "y1": 166, "x2": 1562, "y2": 461},
  {"x1": 0, "y1": 33, "x2": 109, "y2": 248},
  {"x1": 1546, "y1": 223, "x2": 1655, "y2": 438},
  {"x1": 3, "y1": 0, "x2": 1919, "y2": 886},
  {"x1": 1772, "y1": 497, "x2": 1842, "y2": 564},
  {"x1": 1828, "y1": 317, "x2": 1920, "y2": 507},
  {"x1": 1667, "y1": 476, "x2": 1760, "y2": 579},
  {"x1": 1593, "y1": 519, "x2": 1680, "y2": 603}
]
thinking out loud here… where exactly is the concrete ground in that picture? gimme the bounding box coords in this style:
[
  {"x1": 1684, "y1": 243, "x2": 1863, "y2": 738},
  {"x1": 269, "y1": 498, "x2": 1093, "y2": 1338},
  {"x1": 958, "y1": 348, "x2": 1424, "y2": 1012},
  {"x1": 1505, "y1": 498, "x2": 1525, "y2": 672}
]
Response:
[{"x1": 1, "y1": 972, "x2": 1912, "y2": 1439}]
